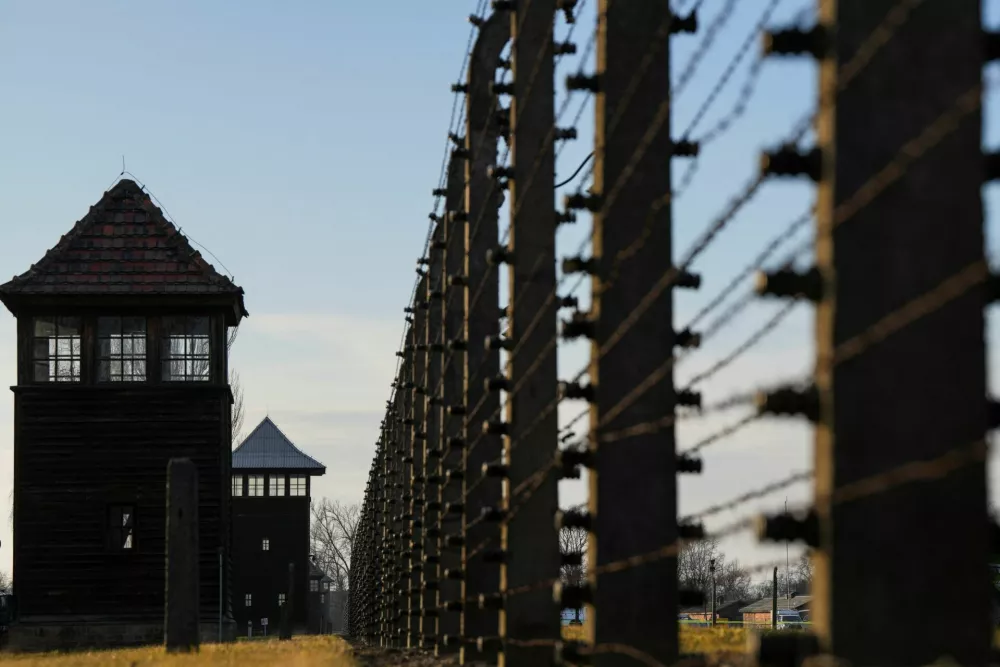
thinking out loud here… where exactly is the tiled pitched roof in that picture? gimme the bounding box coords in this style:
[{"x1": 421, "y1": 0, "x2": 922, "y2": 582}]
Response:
[
  {"x1": 232, "y1": 417, "x2": 326, "y2": 473},
  {"x1": 739, "y1": 595, "x2": 811, "y2": 613},
  {"x1": 0, "y1": 178, "x2": 247, "y2": 311}
]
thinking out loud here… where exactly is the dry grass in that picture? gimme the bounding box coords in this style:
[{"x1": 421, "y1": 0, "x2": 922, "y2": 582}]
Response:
[
  {"x1": 0, "y1": 636, "x2": 354, "y2": 666},
  {"x1": 562, "y1": 624, "x2": 748, "y2": 654}
]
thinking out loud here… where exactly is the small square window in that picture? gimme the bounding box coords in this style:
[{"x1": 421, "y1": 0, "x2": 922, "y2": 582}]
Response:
[
  {"x1": 232, "y1": 475, "x2": 243, "y2": 497},
  {"x1": 269, "y1": 475, "x2": 285, "y2": 497},
  {"x1": 262, "y1": 538, "x2": 270, "y2": 551},
  {"x1": 278, "y1": 593, "x2": 286, "y2": 606},
  {"x1": 97, "y1": 317, "x2": 147, "y2": 382},
  {"x1": 108, "y1": 505, "x2": 135, "y2": 551},
  {"x1": 289, "y1": 476, "x2": 307, "y2": 497},
  {"x1": 248, "y1": 475, "x2": 264, "y2": 497},
  {"x1": 310, "y1": 580, "x2": 318, "y2": 592},
  {"x1": 245, "y1": 593, "x2": 252, "y2": 607},
  {"x1": 32, "y1": 317, "x2": 82, "y2": 382},
  {"x1": 162, "y1": 316, "x2": 210, "y2": 382},
  {"x1": 322, "y1": 581, "x2": 329, "y2": 592}
]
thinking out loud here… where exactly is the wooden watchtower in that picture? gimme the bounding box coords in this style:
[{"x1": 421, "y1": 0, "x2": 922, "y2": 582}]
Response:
[
  {"x1": 0, "y1": 178, "x2": 247, "y2": 650},
  {"x1": 231, "y1": 417, "x2": 325, "y2": 636}
]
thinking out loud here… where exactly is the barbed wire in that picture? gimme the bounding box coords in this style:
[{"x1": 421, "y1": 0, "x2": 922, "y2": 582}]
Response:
[{"x1": 354, "y1": 0, "x2": 992, "y2": 652}]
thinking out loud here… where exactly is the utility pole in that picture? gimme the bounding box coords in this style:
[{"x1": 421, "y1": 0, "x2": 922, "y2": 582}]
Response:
[
  {"x1": 771, "y1": 567, "x2": 777, "y2": 631},
  {"x1": 785, "y1": 497, "x2": 789, "y2": 600},
  {"x1": 709, "y1": 559, "x2": 716, "y2": 628}
]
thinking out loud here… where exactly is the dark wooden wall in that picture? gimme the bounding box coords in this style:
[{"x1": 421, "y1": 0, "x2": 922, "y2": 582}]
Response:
[
  {"x1": 231, "y1": 494, "x2": 310, "y2": 633},
  {"x1": 13, "y1": 384, "x2": 231, "y2": 621}
]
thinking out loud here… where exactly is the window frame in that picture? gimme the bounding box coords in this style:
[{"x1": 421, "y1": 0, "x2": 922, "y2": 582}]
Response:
[
  {"x1": 107, "y1": 504, "x2": 136, "y2": 552},
  {"x1": 278, "y1": 593, "x2": 286, "y2": 607},
  {"x1": 232, "y1": 475, "x2": 244, "y2": 497},
  {"x1": 96, "y1": 316, "x2": 148, "y2": 383},
  {"x1": 262, "y1": 538, "x2": 270, "y2": 551},
  {"x1": 289, "y1": 475, "x2": 308, "y2": 497},
  {"x1": 21, "y1": 312, "x2": 224, "y2": 385},
  {"x1": 269, "y1": 474, "x2": 286, "y2": 497},
  {"x1": 247, "y1": 475, "x2": 265, "y2": 497},
  {"x1": 30, "y1": 316, "x2": 83, "y2": 383},
  {"x1": 245, "y1": 593, "x2": 252, "y2": 607},
  {"x1": 161, "y1": 315, "x2": 212, "y2": 383},
  {"x1": 310, "y1": 579, "x2": 319, "y2": 592}
]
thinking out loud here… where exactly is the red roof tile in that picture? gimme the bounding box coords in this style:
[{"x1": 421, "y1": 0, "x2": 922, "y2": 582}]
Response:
[{"x1": 0, "y1": 179, "x2": 247, "y2": 313}]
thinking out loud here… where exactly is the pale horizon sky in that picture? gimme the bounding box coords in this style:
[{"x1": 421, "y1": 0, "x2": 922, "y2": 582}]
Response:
[{"x1": 2, "y1": 0, "x2": 1000, "y2": 588}]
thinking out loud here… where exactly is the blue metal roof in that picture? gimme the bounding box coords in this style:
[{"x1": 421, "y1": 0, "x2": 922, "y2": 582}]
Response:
[{"x1": 232, "y1": 417, "x2": 326, "y2": 473}]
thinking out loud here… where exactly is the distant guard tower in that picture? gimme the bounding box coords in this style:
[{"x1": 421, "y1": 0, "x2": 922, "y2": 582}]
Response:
[
  {"x1": 231, "y1": 417, "x2": 325, "y2": 635},
  {"x1": 0, "y1": 179, "x2": 247, "y2": 650}
]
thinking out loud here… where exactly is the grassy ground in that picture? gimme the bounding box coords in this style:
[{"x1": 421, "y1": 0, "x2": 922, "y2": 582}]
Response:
[
  {"x1": 0, "y1": 636, "x2": 354, "y2": 666},
  {"x1": 562, "y1": 624, "x2": 747, "y2": 653}
]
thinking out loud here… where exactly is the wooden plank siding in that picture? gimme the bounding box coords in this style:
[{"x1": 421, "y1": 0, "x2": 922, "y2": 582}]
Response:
[
  {"x1": 231, "y1": 495, "x2": 311, "y2": 633},
  {"x1": 13, "y1": 384, "x2": 231, "y2": 621}
]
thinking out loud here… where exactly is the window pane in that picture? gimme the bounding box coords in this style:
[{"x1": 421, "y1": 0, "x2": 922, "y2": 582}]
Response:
[
  {"x1": 56, "y1": 317, "x2": 81, "y2": 336},
  {"x1": 97, "y1": 317, "x2": 147, "y2": 383},
  {"x1": 32, "y1": 362, "x2": 48, "y2": 382},
  {"x1": 97, "y1": 317, "x2": 121, "y2": 337},
  {"x1": 232, "y1": 475, "x2": 243, "y2": 496},
  {"x1": 269, "y1": 475, "x2": 285, "y2": 497},
  {"x1": 162, "y1": 316, "x2": 212, "y2": 382},
  {"x1": 33, "y1": 317, "x2": 56, "y2": 337},
  {"x1": 122, "y1": 317, "x2": 145, "y2": 335}
]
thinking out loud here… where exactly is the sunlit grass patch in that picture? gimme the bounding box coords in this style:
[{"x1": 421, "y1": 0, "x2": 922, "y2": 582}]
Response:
[
  {"x1": 0, "y1": 635, "x2": 354, "y2": 666},
  {"x1": 561, "y1": 623, "x2": 748, "y2": 654}
]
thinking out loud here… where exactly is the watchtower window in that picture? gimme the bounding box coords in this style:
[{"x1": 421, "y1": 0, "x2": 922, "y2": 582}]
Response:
[
  {"x1": 269, "y1": 475, "x2": 286, "y2": 497},
  {"x1": 97, "y1": 317, "x2": 147, "y2": 382},
  {"x1": 32, "y1": 317, "x2": 81, "y2": 382},
  {"x1": 232, "y1": 475, "x2": 243, "y2": 497},
  {"x1": 108, "y1": 505, "x2": 135, "y2": 551},
  {"x1": 162, "y1": 316, "x2": 210, "y2": 382},
  {"x1": 290, "y1": 475, "x2": 307, "y2": 497},
  {"x1": 248, "y1": 475, "x2": 264, "y2": 497}
]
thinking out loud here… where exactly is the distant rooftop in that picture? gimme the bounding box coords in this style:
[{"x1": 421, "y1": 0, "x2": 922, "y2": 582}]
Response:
[
  {"x1": 232, "y1": 417, "x2": 326, "y2": 474},
  {"x1": 739, "y1": 595, "x2": 811, "y2": 613}
]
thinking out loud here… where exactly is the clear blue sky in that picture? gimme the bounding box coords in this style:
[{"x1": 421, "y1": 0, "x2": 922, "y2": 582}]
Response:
[{"x1": 0, "y1": 0, "x2": 998, "y2": 580}]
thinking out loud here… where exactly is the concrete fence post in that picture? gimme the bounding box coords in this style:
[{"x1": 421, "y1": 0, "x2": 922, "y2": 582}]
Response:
[{"x1": 165, "y1": 457, "x2": 199, "y2": 652}]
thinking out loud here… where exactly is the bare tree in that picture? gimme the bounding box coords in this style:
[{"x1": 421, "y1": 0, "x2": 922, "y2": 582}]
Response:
[
  {"x1": 678, "y1": 538, "x2": 754, "y2": 612},
  {"x1": 0, "y1": 570, "x2": 10, "y2": 591},
  {"x1": 748, "y1": 552, "x2": 813, "y2": 602},
  {"x1": 559, "y1": 506, "x2": 588, "y2": 622},
  {"x1": 311, "y1": 499, "x2": 360, "y2": 591},
  {"x1": 226, "y1": 327, "x2": 245, "y2": 445}
]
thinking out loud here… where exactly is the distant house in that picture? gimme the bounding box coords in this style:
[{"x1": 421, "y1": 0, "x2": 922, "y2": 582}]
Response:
[
  {"x1": 681, "y1": 599, "x2": 746, "y2": 624},
  {"x1": 739, "y1": 595, "x2": 811, "y2": 626}
]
